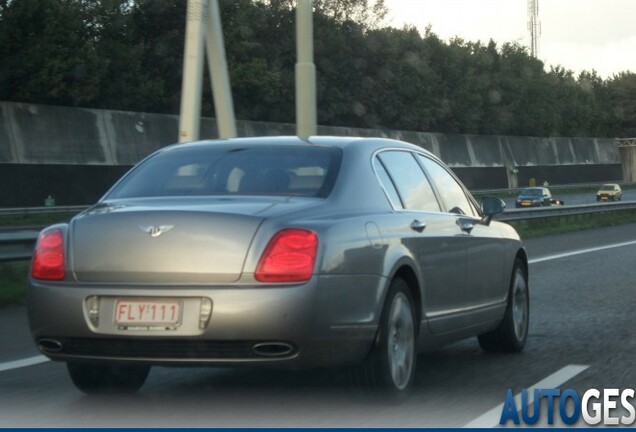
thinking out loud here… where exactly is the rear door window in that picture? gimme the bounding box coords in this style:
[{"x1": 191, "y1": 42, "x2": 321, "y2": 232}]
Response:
[
  {"x1": 377, "y1": 151, "x2": 440, "y2": 212},
  {"x1": 416, "y1": 154, "x2": 477, "y2": 217},
  {"x1": 373, "y1": 157, "x2": 404, "y2": 210}
]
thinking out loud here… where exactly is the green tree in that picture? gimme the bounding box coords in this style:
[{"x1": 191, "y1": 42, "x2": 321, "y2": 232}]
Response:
[
  {"x1": 0, "y1": 0, "x2": 102, "y2": 105},
  {"x1": 127, "y1": 0, "x2": 187, "y2": 113},
  {"x1": 0, "y1": 0, "x2": 630, "y2": 139},
  {"x1": 605, "y1": 72, "x2": 636, "y2": 137}
]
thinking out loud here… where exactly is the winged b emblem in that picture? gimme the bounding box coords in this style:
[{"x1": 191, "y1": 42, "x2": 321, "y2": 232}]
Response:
[{"x1": 139, "y1": 225, "x2": 174, "y2": 238}]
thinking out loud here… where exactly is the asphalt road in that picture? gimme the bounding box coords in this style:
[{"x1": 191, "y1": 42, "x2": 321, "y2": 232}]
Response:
[
  {"x1": 502, "y1": 188, "x2": 636, "y2": 208},
  {"x1": 1, "y1": 224, "x2": 636, "y2": 427}
]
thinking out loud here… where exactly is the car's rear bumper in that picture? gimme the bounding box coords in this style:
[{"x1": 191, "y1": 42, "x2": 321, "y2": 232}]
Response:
[
  {"x1": 597, "y1": 194, "x2": 618, "y2": 200},
  {"x1": 515, "y1": 201, "x2": 540, "y2": 208},
  {"x1": 27, "y1": 274, "x2": 385, "y2": 368}
]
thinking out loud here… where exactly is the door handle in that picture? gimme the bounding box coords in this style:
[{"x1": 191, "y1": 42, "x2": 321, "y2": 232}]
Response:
[{"x1": 410, "y1": 219, "x2": 426, "y2": 232}]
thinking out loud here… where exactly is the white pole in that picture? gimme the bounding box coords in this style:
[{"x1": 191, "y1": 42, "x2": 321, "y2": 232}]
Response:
[
  {"x1": 178, "y1": 0, "x2": 207, "y2": 142},
  {"x1": 206, "y1": 0, "x2": 237, "y2": 139},
  {"x1": 296, "y1": 0, "x2": 317, "y2": 139}
]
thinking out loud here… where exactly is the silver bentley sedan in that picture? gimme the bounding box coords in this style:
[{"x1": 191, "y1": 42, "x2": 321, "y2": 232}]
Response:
[{"x1": 27, "y1": 136, "x2": 529, "y2": 396}]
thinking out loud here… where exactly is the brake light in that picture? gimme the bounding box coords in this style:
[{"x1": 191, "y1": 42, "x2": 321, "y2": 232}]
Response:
[
  {"x1": 255, "y1": 229, "x2": 318, "y2": 283},
  {"x1": 32, "y1": 229, "x2": 65, "y2": 280}
]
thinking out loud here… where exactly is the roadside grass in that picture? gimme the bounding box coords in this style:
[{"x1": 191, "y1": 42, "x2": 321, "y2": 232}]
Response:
[
  {"x1": 0, "y1": 212, "x2": 77, "y2": 228},
  {"x1": 0, "y1": 261, "x2": 29, "y2": 306},
  {"x1": 508, "y1": 209, "x2": 636, "y2": 239}
]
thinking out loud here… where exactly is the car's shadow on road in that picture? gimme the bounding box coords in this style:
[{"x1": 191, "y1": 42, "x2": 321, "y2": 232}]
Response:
[{"x1": 60, "y1": 339, "x2": 543, "y2": 427}]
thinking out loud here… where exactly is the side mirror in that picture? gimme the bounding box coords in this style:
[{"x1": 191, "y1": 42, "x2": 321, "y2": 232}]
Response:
[{"x1": 481, "y1": 196, "x2": 506, "y2": 225}]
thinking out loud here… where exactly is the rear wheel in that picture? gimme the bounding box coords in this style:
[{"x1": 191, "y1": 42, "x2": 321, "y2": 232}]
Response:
[
  {"x1": 352, "y1": 278, "x2": 417, "y2": 397},
  {"x1": 478, "y1": 259, "x2": 529, "y2": 353},
  {"x1": 67, "y1": 362, "x2": 150, "y2": 394}
]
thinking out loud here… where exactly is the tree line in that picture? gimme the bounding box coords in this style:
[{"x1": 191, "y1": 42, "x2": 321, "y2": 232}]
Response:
[{"x1": 0, "y1": 0, "x2": 634, "y2": 138}]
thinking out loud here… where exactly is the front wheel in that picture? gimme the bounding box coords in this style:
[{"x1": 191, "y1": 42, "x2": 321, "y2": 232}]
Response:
[
  {"x1": 352, "y1": 278, "x2": 417, "y2": 397},
  {"x1": 478, "y1": 259, "x2": 529, "y2": 353},
  {"x1": 67, "y1": 362, "x2": 150, "y2": 394}
]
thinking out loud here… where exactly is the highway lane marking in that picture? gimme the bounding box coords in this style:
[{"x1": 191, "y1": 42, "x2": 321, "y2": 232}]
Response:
[
  {"x1": 463, "y1": 364, "x2": 589, "y2": 428},
  {"x1": 0, "y1": 355, "x2": 49, "y2": 373},
  {"x1": 529, "y1": 239, "x2": 636, "y2": 264}
]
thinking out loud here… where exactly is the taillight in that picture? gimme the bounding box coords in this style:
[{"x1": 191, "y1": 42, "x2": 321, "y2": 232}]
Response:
[
  {"x1": 32, "y1": 228, "x2": 65, "y2": 280},
  {"x1": 255, "y1": 229, "x2": 318, "y2": 283}
]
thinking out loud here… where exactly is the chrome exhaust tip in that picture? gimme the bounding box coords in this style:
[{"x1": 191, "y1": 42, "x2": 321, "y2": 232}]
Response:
[
  {"x1": 38, "y1": 338, "x2": 63, "y2": 353},
  {"x1": 252, "y1": 342, "x2": 294, "y2": 357}
]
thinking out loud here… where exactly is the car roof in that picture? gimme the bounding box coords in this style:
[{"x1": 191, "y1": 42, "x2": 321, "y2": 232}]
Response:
[{"x1": 160, "y1": 135, "x2": 437, "y2": 159}]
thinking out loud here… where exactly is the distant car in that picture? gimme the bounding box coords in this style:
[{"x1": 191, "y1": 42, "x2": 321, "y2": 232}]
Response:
[
  {"x1": 596, "y1": 183, "x2": 622, "y2": 201},
  {"x1": 27, "y1": 136, "x2": 529, "y2": 397},
  {"x1": 515, "y1": 187, "x2": 552, "y2": 208},
  {"x1": 515, "y1": 187, "x2": 564, "y2": 208}
]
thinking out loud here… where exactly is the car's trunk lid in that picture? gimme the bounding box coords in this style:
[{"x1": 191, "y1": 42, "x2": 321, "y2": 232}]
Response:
[{"x1": 69, "y1": 198, "x2": 317, "y2": 284}]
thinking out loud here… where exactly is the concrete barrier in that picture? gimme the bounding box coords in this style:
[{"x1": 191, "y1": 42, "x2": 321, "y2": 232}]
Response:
[{"x1": 0, "y1": 101, "x2": 623, "y2": 206}]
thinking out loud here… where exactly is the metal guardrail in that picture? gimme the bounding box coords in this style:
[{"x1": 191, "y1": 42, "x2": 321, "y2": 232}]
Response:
[
  {"x1": 0, "y1": 205, "x2": 88, "y2": 216},
  {"x1": 473, "y1": 182, "x2": 636, "y2": 195},
  {"x1": 2, "y1": 201, "x2": 636, "y2": 262},
  {"x1": 496, "y1": 201, "x2": 636, "y2": 221},
  {"x1": 0, "y1": 228, "x2": 40, "y2": 261}
]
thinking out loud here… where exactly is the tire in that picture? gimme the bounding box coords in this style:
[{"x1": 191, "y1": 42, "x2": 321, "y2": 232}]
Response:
[
  {"x1": 352, "y1": 278, "x2": 417, "y2": 398},
  {"x1": 67, "y1": 362, "x2": 150, "y2": 394},
  {"x1": 478, "y1": 259, "x2": 529, "y2": 353}
]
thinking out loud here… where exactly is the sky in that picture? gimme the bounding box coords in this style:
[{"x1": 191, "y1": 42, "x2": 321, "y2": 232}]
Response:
[{"x1": 384, "y1": 0, "x2": 636, "y2": 78}]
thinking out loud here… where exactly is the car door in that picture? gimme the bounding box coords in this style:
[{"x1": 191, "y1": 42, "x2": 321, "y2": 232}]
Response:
[
  {"x1": 416, "y1": 154, "x2": 506, "y2": 331},
  {"x1": 375, "y1": 151, "x2": 468, "y2": 333}
]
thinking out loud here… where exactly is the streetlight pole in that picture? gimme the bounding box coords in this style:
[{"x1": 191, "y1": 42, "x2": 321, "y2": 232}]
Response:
[
  {"x1": 295, "y1": 0, "x2": 317, "y2": 139},
  {"x1": 179, "y1": 0, "x2": 236, "y2": 142},
  {"x1": 178, "y1": 0, "x2": 206, "y2": 142}
]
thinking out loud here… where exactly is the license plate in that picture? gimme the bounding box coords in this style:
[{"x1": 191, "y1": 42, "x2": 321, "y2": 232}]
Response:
[
  {"x1": 521, "y1": 202, "x2": 531, "y2": 206},
  {"x1": 115, "y1": 299, "x2": 182, "y2": 326},
  {"x1": 600, "y1": 197, "x2": 608, "y2": 200}
]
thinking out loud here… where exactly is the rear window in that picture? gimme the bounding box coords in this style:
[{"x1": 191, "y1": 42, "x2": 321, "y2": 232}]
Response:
[
  {"x1": 520, "y1": 188, "x2": 542, "y2": 196},
  {"x1": 106, "y1": 144, "x2": 342, "y2": 199}
]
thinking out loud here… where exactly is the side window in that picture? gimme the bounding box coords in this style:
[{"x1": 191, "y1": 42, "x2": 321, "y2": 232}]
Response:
[
  {"x1": 417, "y1": 155, "x2": 477, "y2": 217},
  {"x1": 373, "y1": 157, "x2": 403, "y2": 210},
  {"x1": 378, "y1": 151, "x2": 440, "y2": 212}
]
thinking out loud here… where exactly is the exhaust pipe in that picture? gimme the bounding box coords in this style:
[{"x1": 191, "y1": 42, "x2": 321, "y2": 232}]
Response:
[
  {"x1": 38, "y1": 338, "x2": 63, "y2": 353},
  {"x1": 252, "y1": 342, "x2": 294, "y2": 358}
]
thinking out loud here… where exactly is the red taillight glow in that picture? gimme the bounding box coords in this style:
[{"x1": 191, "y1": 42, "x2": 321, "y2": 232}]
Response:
[
  {"x1": 31, "y1": 229, "x2": 65, "y2": 280},
  {"x1": 255, "y1": 229, "x2": 318, "y2": 283}
]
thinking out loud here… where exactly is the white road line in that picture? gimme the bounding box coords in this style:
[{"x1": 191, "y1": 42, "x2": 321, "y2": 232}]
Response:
[
  {"x1": 464, "y1": 364, "x2": 589, "y2": 428},
  {"x1": 529, "y1": 239, "x2": 636, "y2": 264},
  {"x1": 0, "y1": 355, "x2": 49, "y2": 372}
]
